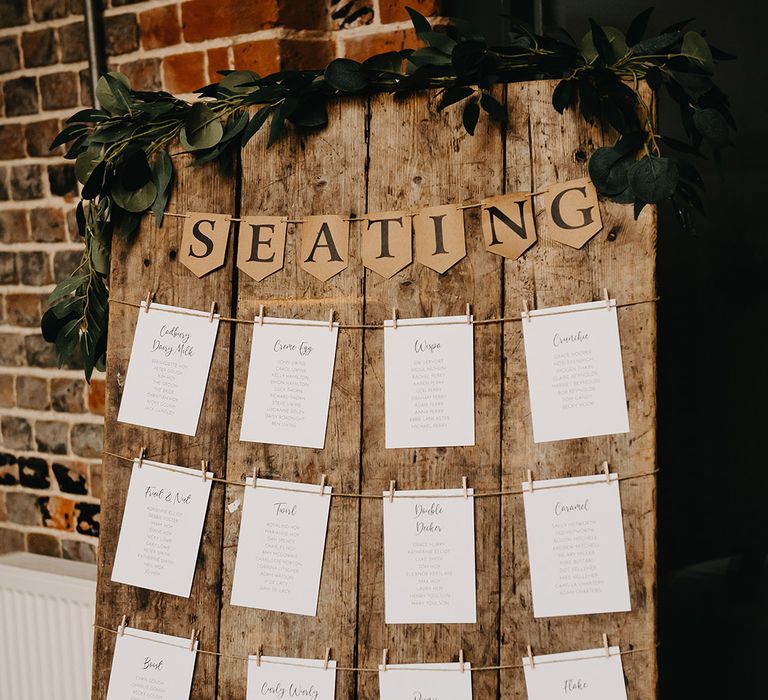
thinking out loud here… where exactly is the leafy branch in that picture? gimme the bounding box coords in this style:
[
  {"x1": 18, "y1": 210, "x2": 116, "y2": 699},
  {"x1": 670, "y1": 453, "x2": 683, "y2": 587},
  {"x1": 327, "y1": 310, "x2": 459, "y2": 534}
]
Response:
[{"x1": 43, "y1": 6, "x2": 735, "y2": 379}]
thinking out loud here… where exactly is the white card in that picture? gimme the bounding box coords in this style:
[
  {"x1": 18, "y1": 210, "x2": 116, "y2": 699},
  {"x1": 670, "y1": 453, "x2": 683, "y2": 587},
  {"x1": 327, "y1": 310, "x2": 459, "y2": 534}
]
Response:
[
  {"x1": 246, "y1": 656, "x2": 337, "y2": 700},
  {"x1": 383, "y1": 488, "x2": 476, "y2": 624},
  {"x1": 384, "y1": 315, "x2": 475, "y2": 448},
  {"x1": 523, "y1": 647, "x2": 628, "y2": 700},
  {"x1": 106, "y1": 627, "x2": 197, "y2": 700},
  {"x1": 240, "y1": 317, "x2": 339, "y2": 449},
  {"x1": 231, "y1": 477, "x2": 332, "y2": 615},
  {"x1": 117, "y1": 302, "x2": 220, "y2": 436},
  {"x1": 111, "y1": 460, "x2": 213, "y2": 597},
  {"x1": 522, "y1": 474, "x2": 631, "y2": 618},
  {"x1": 521, "y1": 300, "x2": 629, "y2": 442},
  {"x1": 378, "y1": 663, "x2": 473, "y2": 700}
]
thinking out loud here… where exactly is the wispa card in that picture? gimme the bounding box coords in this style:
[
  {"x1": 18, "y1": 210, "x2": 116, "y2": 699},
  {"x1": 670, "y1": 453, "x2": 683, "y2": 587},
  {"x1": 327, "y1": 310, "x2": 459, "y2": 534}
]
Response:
[
  {"x1": 378, "y1": 663, "x2": 472, "y2": 700},
  {"x1": 246, "y1": 655, "x2": 337, "y2": 700}
]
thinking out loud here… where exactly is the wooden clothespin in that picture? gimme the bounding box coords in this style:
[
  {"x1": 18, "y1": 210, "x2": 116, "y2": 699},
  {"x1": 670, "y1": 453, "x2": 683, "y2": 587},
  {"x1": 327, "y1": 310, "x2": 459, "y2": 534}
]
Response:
[
  {"x1": 323, "y1": 647, "x2": 332, "y2": 670},
  {"x1": 318, "y1": 473, "x2": 327, "y2": 497},
  {"x1": 602, "y1": 633, "x2": 610, "y2": 657},
  {"x1": 392, "y1": 307, "x2": 398, "y2": 330},
  {"x1": 188, "y1": 628, "x2": 198, "y2": 652},
  {"x1": 459, "y1": 649, "x2": 465, "y2": 673},
  {"x1": 137, "y1": 446, "x2": 146, "y2": 468},
  {"x1": 255, "y1": 644, "x2": 262, "y2": 667},
  {"x1": 388, "y1": 480, "x2": 396, "y2": 503},
  {"x1": 522, "y1": 299, "x2": 531, "y2": 322},
  {"x1": 462, "y1": 476, "x2": 468, "y2": 499},
  {"x1": 200, "y1": 459, "x2": 208, "y2": 483},
  {"x1": 208, "y1": 301, "x2": 217, "y2": 323},
  {"x1": 527, "y1": 469, "x2": 534, "y2": 493},
  {"x1": 603, "y1": 288, "x2": 611, "y2": 310},
  {"x1": 602, "y1": 461, "x2": 611, "y2": 485},
  {"x1": 527, "y1": 644, "x2": 535, "y2": 669},
  {"x1": 258, "y1": 304, "x2": 265, "y2": 326},
  {"x1": 328, "y1": 309, "x2": 335, "y2": 332},
  {"x1": 465, "y1": 303, "x2": 472, "y2": 325},
  {"x1": 118, "y1": 614, "x2": 127, "y2": 636},
  {"x1": 381, "y1": 649, "x2": 388, "y2": 672},
  {"x1": 251, "y1": 465, "x2": 258, "y2": 489},
  {"x1": 144, "y1": 291, "x2": 153, "y2": 313}
]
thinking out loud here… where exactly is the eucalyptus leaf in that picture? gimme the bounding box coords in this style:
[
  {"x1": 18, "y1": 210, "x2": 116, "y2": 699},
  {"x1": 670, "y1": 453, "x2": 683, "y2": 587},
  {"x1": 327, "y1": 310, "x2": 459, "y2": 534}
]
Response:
[
  {"x1": 462, "y1": 101, "x2": 480, "y2": 135},
  {"x1": 47, "y1": 275, "x2": 87, "y2": 305},
  {"x1": 406, "y1": 6, "x2": 432, "y2": 35},
  {"x1": 693, "y1": 107, "x2": 730, "y2": 146},
  {"x1": 111, "y1": 179, "x2": 158, "y2": 213},
  {"x1": 96, "y1": 72, "x2": 131, "y2": 116},
  {"x1": 241, "y1": 106, "x2": 272, "y2": 147},
  {"x1": 631, "y1": 31, "x2": 682, "y2": 56},
  {"x1": 325, "y1": 58, "x2": 368, "y2": 92},
  {"x1": 626, "y1": 7, "x2": 654, "y2": 46},
  {"x1": 480, "y1": 92, "x2": 506, "y2": 122},
  {"x1": 682, "y1": 31, "x2": 714, "y2": 73},
  {"x1": 580, "y1": 25, "x2": 628, "y2": 64},
  {"x1": 437, "y1": 85, "x2": 474, "y2": 111},
  {"x1": 74, "y1": 148, "x2": 103, "y2": 185},
  {"x1": 182, "y1": 103, "x2": 224, "y2": 150},
  {"x1": 552, "y1": 78, "x2": 576, "y2": 113},
  {"x1": 627, "y1": 155, "x2": 679, "y2": 203}
]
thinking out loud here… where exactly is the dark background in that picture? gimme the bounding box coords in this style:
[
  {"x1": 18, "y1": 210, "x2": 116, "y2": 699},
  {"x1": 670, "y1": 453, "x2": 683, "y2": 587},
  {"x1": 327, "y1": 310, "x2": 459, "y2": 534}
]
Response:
[{"x1": 454, "y1": 0, "x2": 768, "y2": 695}]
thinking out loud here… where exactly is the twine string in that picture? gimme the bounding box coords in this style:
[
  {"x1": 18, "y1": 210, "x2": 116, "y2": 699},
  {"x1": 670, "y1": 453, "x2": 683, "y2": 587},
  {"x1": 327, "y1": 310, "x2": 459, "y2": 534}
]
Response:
[
  {"x1": 101, "y1": 450, "x2": 657, "y2": 500},
  {"x1": 109, "y1": 296, "x2": 658, "y2": 330},
  {"x1": 93, "y1": 624, "x2": 655, "y2": 673}
]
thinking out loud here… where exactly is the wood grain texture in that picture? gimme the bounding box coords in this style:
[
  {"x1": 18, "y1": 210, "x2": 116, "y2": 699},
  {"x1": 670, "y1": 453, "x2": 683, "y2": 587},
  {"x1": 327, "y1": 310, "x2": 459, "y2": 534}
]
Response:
[
  {"x1": 93, "y1": 153, "x2": 236, "y2": 699},
  {"x1": 356, "y1": 90, "x2": 504, "y2": 699},
  {"x1": 217, "y1": 97, "x2": 368, "y2": 700},
  {"x1": 500, "y1": 80, "x2": 658, "y2": 697}
]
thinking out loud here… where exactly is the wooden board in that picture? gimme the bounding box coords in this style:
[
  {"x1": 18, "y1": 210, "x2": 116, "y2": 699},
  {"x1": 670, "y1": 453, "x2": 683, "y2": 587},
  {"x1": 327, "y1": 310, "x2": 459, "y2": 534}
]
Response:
[
  {"x1": 500, "y1": 81, "x2": 658, "y2": 697},
  {"x1": 95, "y1": 82, "x2": 657, "y2": 699},
  {"x1": 94, "y1": 153, "x2": 237, "y2": 699},
  {"x1": 217, "y1": 97, "x2": 368, "y2": 700}
]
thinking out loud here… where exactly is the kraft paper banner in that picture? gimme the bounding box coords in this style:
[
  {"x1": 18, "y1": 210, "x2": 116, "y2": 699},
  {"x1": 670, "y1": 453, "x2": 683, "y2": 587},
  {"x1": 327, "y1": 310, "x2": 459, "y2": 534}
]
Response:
[
  {"x1": 237, "y1": 215, "x2": 288, "y2": 282},
  {"x1": 361, "y1": 210, "x2": 412, "y2": 279},
  {"x1": 179, "y1": 212, "x2": 230, "y2": 278},
  {"x1": 541, "y1": 178, "x2": 603, "y2": 249},
  {"x1": 413, "y1": 204, "x2": 466, "y2": 273},
  {"x1": 300, "y1": 215, "x2": 350, "y2": 282},
  {"x1": 481, "y1": 193, "x2": 537, "y2": 260}
]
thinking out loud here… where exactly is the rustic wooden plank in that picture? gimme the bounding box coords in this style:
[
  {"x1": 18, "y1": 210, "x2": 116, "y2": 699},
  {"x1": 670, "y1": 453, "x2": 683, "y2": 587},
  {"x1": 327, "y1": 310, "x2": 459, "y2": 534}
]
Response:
[
  {"x1": 500, "y1": 80, "x2": 658, "y2": 697},
  {"x1": 217, "y1": 98, "x2": 367, "y2": 700},
  {"x1": 356, "y1": 90, "x2": 504, "y2": 699},
  {"x1": 94, "y1": 153, "x2": 237, "y2": 699}
]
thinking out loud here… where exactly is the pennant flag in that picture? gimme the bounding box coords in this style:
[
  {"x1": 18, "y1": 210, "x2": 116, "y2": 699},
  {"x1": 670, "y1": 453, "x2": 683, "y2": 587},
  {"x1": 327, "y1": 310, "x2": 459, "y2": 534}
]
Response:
[
  {"x1": 236, "y1": 215, "x2": 287, "y2": 282},
  {"x1": 361, "y1": 210, "x2": 412, "y2": 279},
  {"x1": 413, "y1": 204, "x2": 466, "y2": 273},
  {"x1": 481, "y1": 193, "x2": 537, "y2": 259},
  {"x1": 179, "y1": 212, "x2": 230, "y2": 278},
  {"x1": 300, "y1": 215, "x2": 350, "y2": 282},
  {"x1": 541, "y1": 177, "x2": 603, "y2": 248}
]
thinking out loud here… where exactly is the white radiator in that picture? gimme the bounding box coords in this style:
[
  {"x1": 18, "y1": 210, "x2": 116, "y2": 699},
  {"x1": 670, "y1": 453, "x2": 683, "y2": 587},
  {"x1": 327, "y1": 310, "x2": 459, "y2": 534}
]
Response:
[{"x1": 0, "y1": 551, "x2": 96, "y2": 700}]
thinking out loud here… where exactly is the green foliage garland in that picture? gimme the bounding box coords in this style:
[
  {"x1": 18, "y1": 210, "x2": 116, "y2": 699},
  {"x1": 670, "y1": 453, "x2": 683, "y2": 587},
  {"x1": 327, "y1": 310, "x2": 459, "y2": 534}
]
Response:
[{"x1": 43, "y1": 7, "x2": 735, "y2": 380}]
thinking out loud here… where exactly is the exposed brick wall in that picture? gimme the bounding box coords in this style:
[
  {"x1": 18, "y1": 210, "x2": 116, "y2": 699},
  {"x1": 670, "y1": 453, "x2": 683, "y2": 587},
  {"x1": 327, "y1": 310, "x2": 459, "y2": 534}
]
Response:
[
  {"x1": 0, "y1": 0, "x2": 103, "y2": 564},
  {"x1": 0, "y1": 0, "x2": 442, "y2": 563}
]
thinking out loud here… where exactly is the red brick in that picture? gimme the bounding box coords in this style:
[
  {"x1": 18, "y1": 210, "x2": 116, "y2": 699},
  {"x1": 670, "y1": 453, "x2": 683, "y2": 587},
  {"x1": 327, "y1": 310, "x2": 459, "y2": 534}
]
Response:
[
  {"x1": 119, "y1": 57, "x2": 162, "y2": 91},
  {"x1": 343, "y1": 28, "x2": 419, "y2": 62},
  {"x1": 279, "y1": 38, "x2": 333, "y2": 71},
  {"x1": 162, "y1": 50, "x2": 206, "y2": 94},
  {"x1": 207, "y1": 46, "x2": 230, "y2": 83},
  {"x1": 5, "y1": 293, "x2": 42, "y2": 327},
  {"x1": 26, "y1": 532, "x2": 61, "y2": 557},
  {"x1": 0, "y1": 527, "x2": 24, "y2": 554},
  {"x1": 0, "y1": 124, "x2": 26, "y2": 160},
  {"x1": 232, "y1": 39, "x2": 280, "y2": 76},
  {"x1": 40, "y1": 495, "x2": 76, "y2": 531},
  {"x1": 0, "y1": 375, "x2": 14, "y2": 407},
  {"x1": 182, "y1": 0, "x2": 278, "y2": 42},
  {"x1": 379, "y1": 0, "x2": 439, "y2": 24},
  {"x1": 278, "y1": 0, "x2": 327, "y2": 30},
  {"x1": 87, "y1": 377, "x2": 105, "y2": 416},
  {"x1": 139, "y1": 4, "x2": 182, "y2": 50}
]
